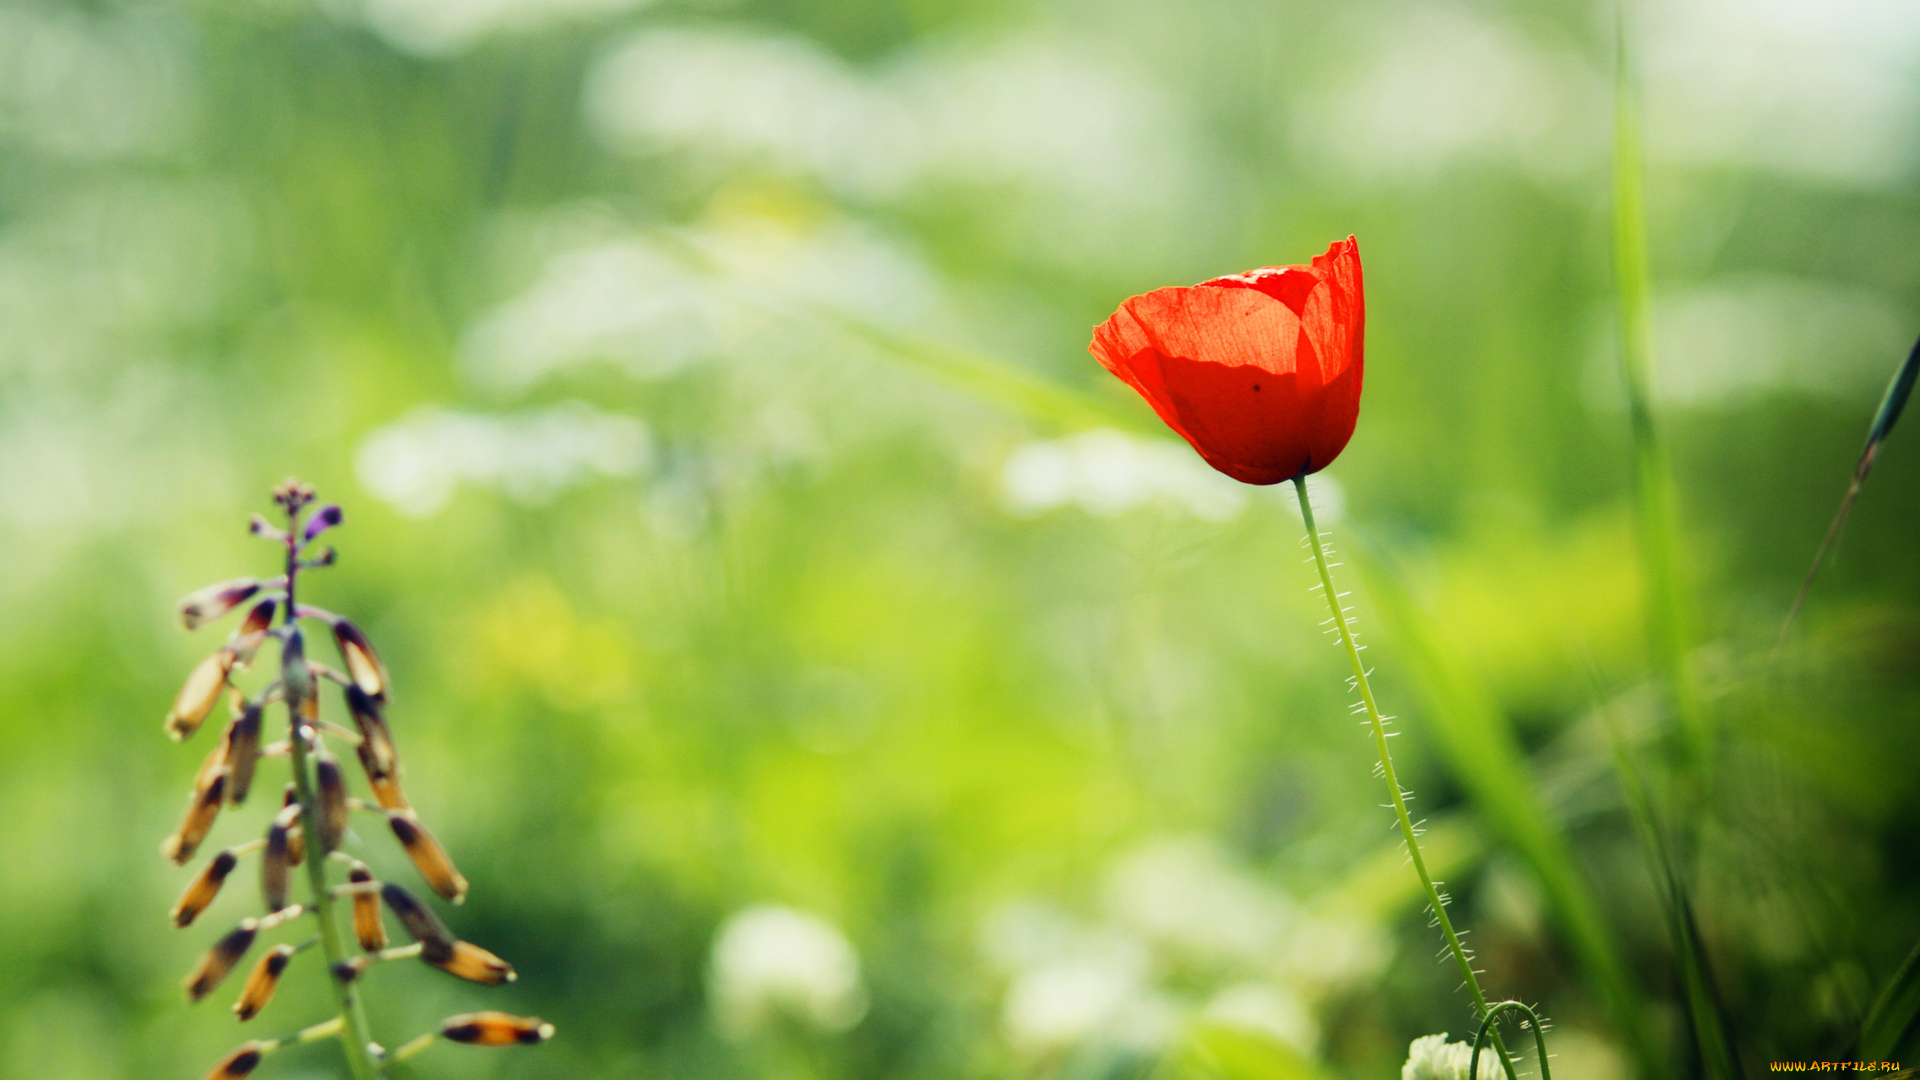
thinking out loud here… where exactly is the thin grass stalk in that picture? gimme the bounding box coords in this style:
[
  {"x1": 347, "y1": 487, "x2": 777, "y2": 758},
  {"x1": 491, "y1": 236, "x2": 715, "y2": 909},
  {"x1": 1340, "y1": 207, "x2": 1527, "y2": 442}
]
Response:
[
  {"x1": 282, "y1": 525, "x2": 383, "y2": 1080},
  {"x1": 1597, "y1": 694, "x2": 1741, "y2": 1080},
  {"x1": 1291, "y1": 477, "x2": 1519, "y2": 1080},
  {"x1": 1612, "y1": 4, "x2": 1708, "y2": 774}
]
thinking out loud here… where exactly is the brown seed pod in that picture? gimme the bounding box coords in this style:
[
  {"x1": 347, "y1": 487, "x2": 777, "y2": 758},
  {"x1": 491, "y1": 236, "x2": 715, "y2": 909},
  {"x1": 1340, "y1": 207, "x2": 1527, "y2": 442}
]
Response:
[
  {"x1": 314, "y1": 752, "x2": 348, "y2": 853},
  {"x1": 343, "y1": 685, "x2": 399, "y2": 779},
  {"x1": 163, "y1": 768, "x2": 229, "y2": 865},
  {"x1": 200, "y1": 1041, "x2": 266, "y2": 1080},
  {"x1": 179, "y1": 579, "x2": 262, "y2": 631},
  {"x1": 379, "y1": 883, "x2": 455, "y2": 961},
  {"x1": 223, "y1": 705, "x2": 262, "y2": 805},
  {"x1": 172, "y1": 848, "x2": 239, "y2": 928},
  {"x1": 356, "y1": 740, "x2": 409, "y2": 811},
  {"x1": 262, "y1": 808, "x2": 296, "y2": 914},
  {"x1": 440, "y1": 1011, "x2": 554, "y2": 1045},
  {"x1": 166, "y1": 651, "x2": 234, "y2": 741},
  {"x1": 387, "y1": 811, "x2": 467, "y2": 903},
  {"x1": 184, "y1": 918, "x2": 258, "y2": 1001},
  {"x1": 429, "y1": 940, "x2": 516, "y2": 986},
  {"x1": 332, "y1": 619, "x2": 389, "y2": 702},
  {"x1": 350, "y1": 866, "x2": 386, "y2": 951},
  {"x1": 233, "y1": 944, "x2": 295, "y2": 1021}
]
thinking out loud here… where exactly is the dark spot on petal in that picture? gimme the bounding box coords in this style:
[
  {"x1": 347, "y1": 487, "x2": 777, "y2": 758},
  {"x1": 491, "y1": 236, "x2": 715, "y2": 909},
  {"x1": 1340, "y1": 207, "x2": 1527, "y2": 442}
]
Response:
[{"x1": 1252, "y1": 384, "x2": 1261, "y2": 392}]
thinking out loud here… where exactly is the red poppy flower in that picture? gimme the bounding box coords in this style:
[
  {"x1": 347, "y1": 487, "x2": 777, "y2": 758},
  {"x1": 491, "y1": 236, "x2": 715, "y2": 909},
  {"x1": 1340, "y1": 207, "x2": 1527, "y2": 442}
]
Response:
[{"x1": 1089, "y1": 236, "x2": 1364, "y2": 485}]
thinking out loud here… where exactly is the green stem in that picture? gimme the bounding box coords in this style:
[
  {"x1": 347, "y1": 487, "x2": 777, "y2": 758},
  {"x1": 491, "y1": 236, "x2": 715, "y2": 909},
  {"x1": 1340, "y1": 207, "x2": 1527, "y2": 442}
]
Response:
[
  {"x1": 1292, "y1": 477, "x2": 1518, "y2": 1080},
  {"x1": 1612, "y1": 0, "x2": 1707, "y2": 774},
  {"x1": 285, "y1": 519, "x2": 384, "y2": 1080}
]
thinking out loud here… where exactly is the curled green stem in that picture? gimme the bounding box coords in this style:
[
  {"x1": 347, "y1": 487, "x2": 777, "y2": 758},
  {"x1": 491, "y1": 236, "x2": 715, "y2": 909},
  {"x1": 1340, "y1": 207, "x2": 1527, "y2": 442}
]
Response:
[{"x1": 1472, "y1": 1002, "x2": 1553, "y2": 1080}]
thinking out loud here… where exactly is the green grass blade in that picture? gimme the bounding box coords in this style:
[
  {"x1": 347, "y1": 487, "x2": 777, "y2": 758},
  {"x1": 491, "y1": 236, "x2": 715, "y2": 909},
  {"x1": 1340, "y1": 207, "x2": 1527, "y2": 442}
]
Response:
[
  {"x1": 1860, "y1": 936, "x2": 1920, "y2": 1062},
  {"x1": 1611, "y1": 4, "x2": 1707, "y2": 773},
  {"x1": 1595, "y1": 693, "x2": 1742, "y2": 1080},
  {"x1": 1353, "y1": 546, "x2": 1662, "y2": 1080},
  {"x1": 1779, "y1": 335, "x2": 1920, "y2": 647}
]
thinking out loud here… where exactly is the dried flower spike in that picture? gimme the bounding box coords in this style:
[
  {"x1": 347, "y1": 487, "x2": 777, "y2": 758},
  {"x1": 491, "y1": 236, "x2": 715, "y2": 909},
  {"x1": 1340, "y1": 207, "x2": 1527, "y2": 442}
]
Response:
[
  {"x1": 441, "y1": 1011, "x2": 554, "y2": 1045},
  {"x1": 351, "y1": 865, "x2": 387, "y2": 951},
  {"x1": 315, "y1": 750, "x2": 349, "y2": 852},
  {"x1": 201, "y1": 1041, "x2": 266, "y2": 1080},
  {"x1": 234, "y1": 944, "x2": 296, "y2": 1021},
  {"x1": 184, "y1": 918, "x2": 258, "y2": 1001},
  {"x1": 380, "y1": 883, "x2": 456, "y2": 961},
  {"x1": 167, "y1": 651, "x2": 234, "y2": 741},
  {"x1": 430, "y1": 940, "x2": 516, "y2": 986},
  {"x1": 171, "y1": 848, "x2": 239, "y2": 928},
  {"x1": 180, "y1": 578, "x2": 264, "y2": 631},
  {"x1": 332, "y1": 619, "x2": 390, "y2": 702},
  {"x1": 387, "y1": 810, "x2": 468, "y2": 903},
  {"x1": 223, "y1": 703, "x2": 263, "y2": 805},
  {"x1": 164, "y1": 767, "x2": 229, "y2": 865}
]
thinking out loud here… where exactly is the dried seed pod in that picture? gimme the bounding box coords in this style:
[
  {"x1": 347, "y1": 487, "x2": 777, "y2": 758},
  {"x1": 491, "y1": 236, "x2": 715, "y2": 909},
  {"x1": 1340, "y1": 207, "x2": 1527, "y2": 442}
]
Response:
[
  {"x1": 166, "y1": 651, "x2": 233, "y2": 741},
  {"x1": 315, "y1": 751, "x2": 348, "y2": 853},
  {"x1": 344, "y1": 685, "x2": 399, "y2": 780},
  {"x1": 332, "y1": 619, "x2": 389, "y2": 702},
  {"x1": 233, "y1": 944, "x2": 295, "y2": 1021},
  {"x1": 429, "y1": 940, "x2": 516, "y2": 986},
  {"x1": 356, "y1": 741, "x2": 409, "y2": 811},
  {"x1": 172, "y1": 848, "x2": 239, "y2": 928},
  {"x1": 223, "y1": 705, "x2": 262, "y2": 805},
  {"x1": 350, "y1": 866, "x2": 386, "y2": 951},
  {"x1": 262, "y1": 808, "x2": 295, "y2": 913},
  {"x1": 179, "y1": 579, "x2": 262, "y2": 631},
  {"x1": 441, "y1": 1011, "x2": 554, "y2": 1045},
  {"x1": 164, "y1": 768, "x2": 229, "y2": 865},
  {"x1": 201, "y1": 1041, "x2": 266, "y2": 1080},
  {"x1": 184, "y1": 918, "x2": 258, "y2": 1000},
  {"x1": 380, "y1": 883, "x2": 455, "y2": 961},
  {"x1": 387, "y1": 811, "x2": 467, "y2": 903}
]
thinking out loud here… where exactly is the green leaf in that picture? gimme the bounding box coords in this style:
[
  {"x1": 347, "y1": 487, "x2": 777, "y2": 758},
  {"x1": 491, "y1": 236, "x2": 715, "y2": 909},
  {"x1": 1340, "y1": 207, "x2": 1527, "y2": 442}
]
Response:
[{"x1": 1188, "y1": 1022, "x2": 1331, "y2": 1080}]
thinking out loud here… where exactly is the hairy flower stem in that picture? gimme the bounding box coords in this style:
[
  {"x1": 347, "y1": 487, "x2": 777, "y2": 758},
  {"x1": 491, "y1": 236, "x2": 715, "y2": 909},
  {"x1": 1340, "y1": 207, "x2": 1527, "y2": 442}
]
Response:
[
  {"x1": 1292, "y1": 477, "x2": 1518, "y2": 1080},
  {"x1": 283, "y1": 513, "x2": 384, "y2": 1080}
]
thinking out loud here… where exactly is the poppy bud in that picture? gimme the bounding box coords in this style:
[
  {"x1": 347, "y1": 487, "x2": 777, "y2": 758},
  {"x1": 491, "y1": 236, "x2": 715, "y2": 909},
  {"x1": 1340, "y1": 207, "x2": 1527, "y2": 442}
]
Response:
[
  {"x1": 184, "y1": 918, "x2": 258, "y2": 1000},
  {"x1": 429, "y1": 940, "x2": 516, "y2": 986},
  {"x1": 380, "y1": 883, "x2": 456, "y2": 961},
  {"x1": 350, "y1": 866, "x2": 387, "y2": 951},
  {"x1": 180, "y1": 579, "x2": 263, "y2": 631},
  {"x1": 304, "y1": 503, "x2": 343, "y2": 541},
  {"x1": 172, "y1": 848, "x2": 239, "y2": 928},
  {"x1": 200, "y1": 1041, "x2": 266, "y2": 1080},
  {"x1": 223, "y1": 706, "x2": 262, "y2": 805},
  {"x1": 164, "y1": 768, "x2": 229, "y2": 865},
  {"x1": 167, "y1": 652, "x2": 234, "y2": 741},
  {"x1": 344, "y1": 685, "x2": 399, "y2": 781},
  {"x1": 1089, "y1": 236, "x2": 1365, "y2": 484},
  {"x1": 233, "y1": 944, "x2": 295, "y2": 1021},
  {"x1": 387, "y1": 811, "x2": 467, "y2": 903},
  {"x1": 440, "y1": 1011, "x2": 554, "y2": 1045},
  {"x1": 332, "y1": 620, "x2": 389, "y2": 702},
  {"x1": 315, "y1": 752, "x2": 348, "y2": 853}
]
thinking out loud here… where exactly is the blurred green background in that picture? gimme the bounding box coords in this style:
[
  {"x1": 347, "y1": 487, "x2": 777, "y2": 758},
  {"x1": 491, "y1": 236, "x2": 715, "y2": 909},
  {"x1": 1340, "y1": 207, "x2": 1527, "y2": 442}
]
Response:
[{"x1": 3, "y1": 0, "x2": 1919, "y2": 1077}]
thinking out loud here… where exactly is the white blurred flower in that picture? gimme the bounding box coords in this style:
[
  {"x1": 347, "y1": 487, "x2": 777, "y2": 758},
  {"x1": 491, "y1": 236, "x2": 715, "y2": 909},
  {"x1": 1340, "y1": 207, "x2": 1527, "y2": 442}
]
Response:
[
  {"x1": 1403, "y1": 1033, "x2": 1477, "y2": 1080},
  {"x1": 354, "y1": 402, "x2": 651, "y2": 517},
  {"x1": 1001, "y1": 429, "x2": 1249, "y2": 521},
  {"x1": 1000, "y1": 936, "x2": 1174, "y2": 1054},
  {"x1": 709, "y1": 905, "x2": 868, "y2": 1037},
  {"x1": 1102, "y1": 835, "x2": 1293, "y2": 965},
  {"x1": 1203, "y1": 983, "x2": 1319, "y2": 1055}
]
